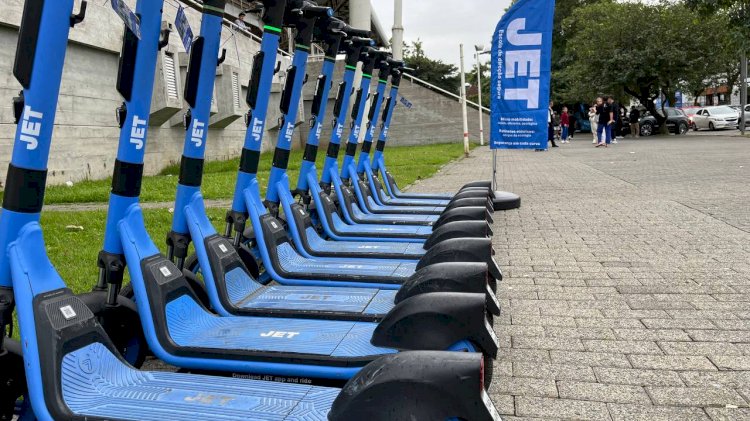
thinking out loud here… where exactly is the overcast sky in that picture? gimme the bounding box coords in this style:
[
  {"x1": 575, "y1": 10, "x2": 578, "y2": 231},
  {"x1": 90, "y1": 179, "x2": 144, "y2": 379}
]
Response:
[{"x1": 371, "y1": 0, "x2": 513, "y2": 68}]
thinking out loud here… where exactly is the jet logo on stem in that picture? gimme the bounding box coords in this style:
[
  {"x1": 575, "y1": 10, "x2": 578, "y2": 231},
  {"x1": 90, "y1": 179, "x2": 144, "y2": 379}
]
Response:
[
  {"x1": 20, "y1": 105, "x2": 43, "y2": 150},
  {"x1": 129, "y1": 115, "x2": 147, "y2": 150},
  {"x1": 191, "y1": 119, "x2": 205, "y2": 148}
]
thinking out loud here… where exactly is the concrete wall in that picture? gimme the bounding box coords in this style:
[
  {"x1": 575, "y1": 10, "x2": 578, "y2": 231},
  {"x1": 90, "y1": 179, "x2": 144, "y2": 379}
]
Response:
[
  {"x1": 0, "y1": 0, "x2": 487, "y2": 187},
  {"x1": 303, "y1": 60, "x2": 490, "y2": 150},
  {"x1": 0, "y1": 0, "x2": 293, "y2": 186}
]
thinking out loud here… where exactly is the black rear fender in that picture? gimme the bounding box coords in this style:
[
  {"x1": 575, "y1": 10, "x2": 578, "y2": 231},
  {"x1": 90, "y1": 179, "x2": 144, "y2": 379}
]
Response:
[
  {"x1": 396, "y1": 262, "x2": 499, "y2": 314},
  {"x1": 418, "y1": 238, "x2": 502, "y2": 284},
  {"x1": 329, "y1": 351, "x2": 501, "y2": 421},
  {"x1": 372, "y1": 291, "x2": 499, "y2": 358},
  {"x1": 434, "y1": 206, "x2": 493, "y2": 229},
  {"x1": 424, "y1": 220, "x2": 492, "y2": 249}
]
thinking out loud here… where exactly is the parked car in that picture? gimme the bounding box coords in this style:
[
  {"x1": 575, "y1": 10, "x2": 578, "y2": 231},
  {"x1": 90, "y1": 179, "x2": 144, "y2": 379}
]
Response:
[
  {"x1": 692, "y1": 106, "x2": 740, "y2": 130},
  {"x1": 621, "y1": 107, "x2": 690, "y2": 136},
  {"x1": 740, "y1": 104, "x2": 750, "y2": 129},
  {"x1": 679, "y1": 106, "x2": 702, "y2": 130}
]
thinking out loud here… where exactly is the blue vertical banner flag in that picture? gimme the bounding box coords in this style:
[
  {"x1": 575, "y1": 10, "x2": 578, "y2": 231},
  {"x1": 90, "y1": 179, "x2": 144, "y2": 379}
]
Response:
[{"x1": 490, "y1": 0, "x2": 555, "y2": 149}]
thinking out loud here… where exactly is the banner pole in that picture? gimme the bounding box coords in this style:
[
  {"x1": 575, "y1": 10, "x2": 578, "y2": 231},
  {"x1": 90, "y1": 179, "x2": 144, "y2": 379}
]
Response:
[
  {"x1": 492, "y1": 149, "x2": 498, "y2": 191},
  {"x1": 459, "y1": 43, "x2": 470, "y2": 157}
]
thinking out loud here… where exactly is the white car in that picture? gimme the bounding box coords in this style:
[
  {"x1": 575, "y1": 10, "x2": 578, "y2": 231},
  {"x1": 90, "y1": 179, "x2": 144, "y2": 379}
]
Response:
[{"x1": 692, "y1": 106, "x2": 740, "y2": 131}]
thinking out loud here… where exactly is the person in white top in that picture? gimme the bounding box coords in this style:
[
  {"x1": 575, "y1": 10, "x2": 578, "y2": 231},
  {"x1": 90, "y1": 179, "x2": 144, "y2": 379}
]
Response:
[
  {"x1": 588, "y1": 103, "x2": 598, "y2": 144},
  {"x1": 234, "y1": 12, "x2": 248, "y2": 30}
]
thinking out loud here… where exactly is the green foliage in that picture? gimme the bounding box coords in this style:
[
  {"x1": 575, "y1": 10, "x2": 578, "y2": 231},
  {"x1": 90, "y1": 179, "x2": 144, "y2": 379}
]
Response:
[
  {"x1": 555, "y1": 1, "x2": 739, "y2": 128},
  {"x1": 403, "y1": 40, "x2": 461, "y2": 93}
]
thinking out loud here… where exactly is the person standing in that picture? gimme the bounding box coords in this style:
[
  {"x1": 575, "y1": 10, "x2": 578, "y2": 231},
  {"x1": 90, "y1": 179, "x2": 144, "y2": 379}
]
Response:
[
  {"x1": 595, "y1": 96, "x2": 613, "y2": 147},
  {"x1": 608, "y1": 97, "x2": 620, "y2": 143},
  {"x1": 589, "y1": 103, "x2": 599, "y2": 144},
  {"x1": 629, "y1": 106, "x2": 641, "y2": 138},
  {"x1": 560, "y1": 106, "x2": 570, "y2": 143},
  {"x1": 234, "y1": 12, "x2": 248, "y2": 30},
  {"x1": 548, "y1": 100, "x2": 558, "y2": 148}
]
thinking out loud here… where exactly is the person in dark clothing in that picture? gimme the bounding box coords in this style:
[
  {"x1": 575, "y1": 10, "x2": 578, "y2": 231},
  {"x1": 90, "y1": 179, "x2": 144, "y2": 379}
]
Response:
[
  {"x1": 548, "y1": 100, "x2": 558, "y2": 148},
  {"x1": 608, "y1": 97, "x2": 620, "y2": 143},
  {"x1": 595, "y1": 96, "x2": 613, "y2": 147},
  {"x1": 629, "y1": 106, "x2": 641, "y2": 138},
  {"x1": 568, "y1": 111, "x2": 576, "y2": 140}
]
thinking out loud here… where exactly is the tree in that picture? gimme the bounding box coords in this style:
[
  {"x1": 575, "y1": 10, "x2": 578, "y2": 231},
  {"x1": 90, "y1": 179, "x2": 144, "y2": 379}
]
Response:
[
  {"x1": 466, "y1": 62, "x2": 490, "y2": 108},
  {"x1": 686, "y1": 0, "x2": 749, "y2": 104},
  {"x1": 557, "y1": 1, "x2": 737, "y2": 131},
  {"x1": 403, "y1": 39, "x2": 460, "y2": 93}
]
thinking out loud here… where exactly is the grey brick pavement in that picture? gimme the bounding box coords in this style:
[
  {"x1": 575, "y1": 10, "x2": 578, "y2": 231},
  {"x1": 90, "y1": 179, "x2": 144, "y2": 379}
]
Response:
[{"x1": 409, "y1": 134, "x2": 750, "y2": 420}]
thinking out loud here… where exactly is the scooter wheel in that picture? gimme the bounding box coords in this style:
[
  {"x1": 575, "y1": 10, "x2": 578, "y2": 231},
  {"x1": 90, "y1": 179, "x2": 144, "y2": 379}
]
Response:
[
  {"x1": 452, "y1": 341, "x2": 493, "y2": 390},
  {"x1": 79, "y1": 293, "x2": 148, "y2": 368},
  {"x1": 0, "y1": 341, "x2": 28, "y2": 421}
]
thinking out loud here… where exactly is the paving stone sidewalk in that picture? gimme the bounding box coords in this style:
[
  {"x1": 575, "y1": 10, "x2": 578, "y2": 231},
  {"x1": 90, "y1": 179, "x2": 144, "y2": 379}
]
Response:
[{"x1": 408, "y1": 135, "x2": 750, "y2": 420}]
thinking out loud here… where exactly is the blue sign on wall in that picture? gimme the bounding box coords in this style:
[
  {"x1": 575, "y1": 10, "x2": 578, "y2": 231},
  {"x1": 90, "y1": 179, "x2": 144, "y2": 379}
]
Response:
[
  {"x1": 175, "y1": 6, "x2": 194, "y2": 54},
  {"x1": 490, "y1": 0, "x2": 556, "y2": 149}
]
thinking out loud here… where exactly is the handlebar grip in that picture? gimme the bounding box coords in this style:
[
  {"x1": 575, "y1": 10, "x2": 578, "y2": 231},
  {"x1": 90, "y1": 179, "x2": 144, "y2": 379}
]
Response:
[
  {"x1": 350, "y1": 36, "x2": 374, "y2": 46},
  {"x1": 344, "y1": 25, "x2": 370, "y2": 38},
  {"x1": 301, "y1": 3, "x2": 332, "y2": 17}
]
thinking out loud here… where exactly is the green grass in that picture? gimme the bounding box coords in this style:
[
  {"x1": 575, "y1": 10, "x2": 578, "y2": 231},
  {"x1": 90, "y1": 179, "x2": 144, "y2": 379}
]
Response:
[
  {"x1": 40, "y1": 207, "x2": 226, "y2": 292},
  {"x1": 37, "y1": 142, "x2": 476, "y2": 204}
]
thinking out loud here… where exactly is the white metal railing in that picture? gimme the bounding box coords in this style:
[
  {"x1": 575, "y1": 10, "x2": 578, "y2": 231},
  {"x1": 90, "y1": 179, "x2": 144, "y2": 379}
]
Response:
[{"x1": 402, "y1": 73, "x2": 489, "y2": 113}]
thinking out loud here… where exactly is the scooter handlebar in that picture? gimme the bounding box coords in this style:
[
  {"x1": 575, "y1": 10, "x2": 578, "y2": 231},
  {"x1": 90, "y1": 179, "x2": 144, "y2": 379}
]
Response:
[
  {"x1": 343, "y1": 25, "x2": 371, "y2": 38},
  {"x1": 299, "y1": 2, "x2": 333, "y2": 18},
  {"x1": 348, "y1": 36, "x2": 374, "y2": 47}
]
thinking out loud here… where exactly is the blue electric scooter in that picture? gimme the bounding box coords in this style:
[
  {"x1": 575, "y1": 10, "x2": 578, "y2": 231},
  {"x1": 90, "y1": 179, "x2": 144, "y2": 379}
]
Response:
[
  {"x1": 82, "y1": 0, "x2": 498, "y2": 386},
  {"x1": 254, "y1": 18, "x2": 495, "y2": 273},
  {"x1": 213, "y1": 4, "x2": 500, "y2": 285},
  {"x1": 334, "y1": 60, "x2": 495, "y2": 220},
  {"x1": 161, "y1": 3, "x2": 498, "y2": 323},
  {"x1": 370, "y1": 64, "x2": 522, "y2": 211},
  {"x1": 2, "y1": 4, "x2": 499, "y2": 417}
]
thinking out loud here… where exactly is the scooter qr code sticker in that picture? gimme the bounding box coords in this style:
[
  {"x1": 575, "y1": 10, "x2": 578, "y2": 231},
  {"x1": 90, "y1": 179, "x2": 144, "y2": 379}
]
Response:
[
  {"x1": 219, "y1": 244, "x2": 229, "y2": 253},
  {"x1": 110, "y1": 0, "x2": 142, "y2": 40},
  {"x1": 59, "y1": 305, "x2": 77, "y2": 320},
  {"x1": 159, "y1": 266, "x2": 172, "y2": 277}
]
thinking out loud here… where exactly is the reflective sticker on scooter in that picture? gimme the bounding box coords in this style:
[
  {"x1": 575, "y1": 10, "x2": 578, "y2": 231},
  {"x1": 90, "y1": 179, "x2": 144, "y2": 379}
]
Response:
[
  {"x1": 481, "y1": 388, "x2": 501, "y2": 420},
  {"x1": 110, "y1": 0, "x2": 141, "y2": 39},
  {"x1": 485, "y1": 317, "x2": 499, "y2": 345},
  {"x1": 159, "y1": 266, "x2": 172, "y2": 277},
  {"x1": 271, "y1": 221, "x2": 279, "y2": 229},
  {"x1": 59, "y1": 305, "x2": 77, "y2": 320}
]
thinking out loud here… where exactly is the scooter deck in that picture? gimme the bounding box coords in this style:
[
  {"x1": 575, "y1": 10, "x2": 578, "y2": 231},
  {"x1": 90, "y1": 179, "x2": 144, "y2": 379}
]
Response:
[
  {"x1": 62, "y1": 343, "x2": 337, "y2": 420},
  {"x1": 313, "y1": 183, "x2": 433, "y2": 237},
  {"x1": 184, "y1": 194, "x2": 405, "y2": 320},
  {"x1": 276, "y1": 242, "x2": 417, "y2": 279},
  {"x1": 232, "y1": 273, "x2": 396, "y2": 316},
  {"x1": 334, "y1": 168, "x2": 444, "y2": 215},
  {"x1": 364, "y1": 162, "x2": 452, "y2": 204},
  {"x1": 304, "y1": 226, "x2": 426, "y2": 258},
  {"x1": 166, "y1": 295, "x2": 393, "y2": 358}
]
